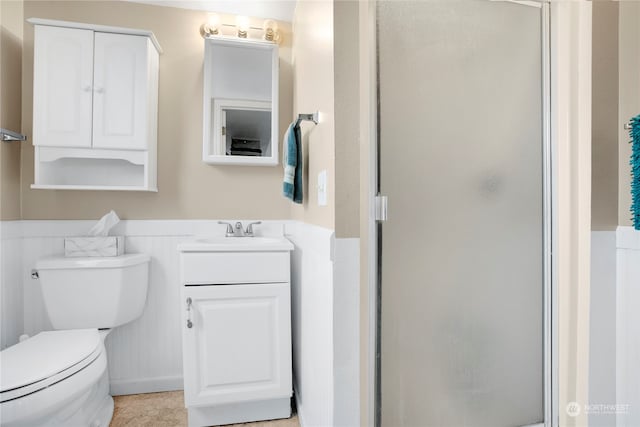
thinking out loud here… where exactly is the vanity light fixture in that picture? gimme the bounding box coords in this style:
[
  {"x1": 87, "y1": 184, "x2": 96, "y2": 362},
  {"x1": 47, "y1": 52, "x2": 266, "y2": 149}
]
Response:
[
  {"x1": 199, "y1": 15, "x2": 281, "y2": 43},
  {"x1": 263, "y1": 19, "x2": 279, "y2": 42},
  {"x1": 236, "y1": 15, "x2": 250, "y2": 38},
  {"x1": 200, "y1": 13, "x2": 220, "y2": 37}
]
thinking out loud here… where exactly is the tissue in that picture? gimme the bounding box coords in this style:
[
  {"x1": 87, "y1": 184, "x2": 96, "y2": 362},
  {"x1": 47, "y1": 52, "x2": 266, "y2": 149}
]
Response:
[
  {"x1": 64, "y1": 210, "x2": 124, "y2": 257},
  {"x1": 88, "y1": 210, "x2": 120, "y2": 236}
]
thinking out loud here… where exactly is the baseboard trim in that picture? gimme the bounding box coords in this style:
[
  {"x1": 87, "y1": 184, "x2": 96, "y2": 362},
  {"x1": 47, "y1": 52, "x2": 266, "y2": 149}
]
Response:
[
  {"x1": 109, "y1": 375, "x2": 184, "y2": 396},
  {"x1": 187, "y1": 397, "x2": 291, "y2": 427}
]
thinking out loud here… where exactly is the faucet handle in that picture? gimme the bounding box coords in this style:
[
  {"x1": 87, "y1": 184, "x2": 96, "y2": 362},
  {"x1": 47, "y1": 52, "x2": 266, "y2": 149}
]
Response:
[
  {"x1": 218, "y1": 221, "x2": 234, "y2": 237},
  {"x1": 245, "y1": 221, "x2": 262, "y2": 236}
]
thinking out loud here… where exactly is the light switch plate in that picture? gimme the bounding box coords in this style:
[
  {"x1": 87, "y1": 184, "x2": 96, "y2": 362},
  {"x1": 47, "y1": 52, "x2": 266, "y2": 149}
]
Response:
[{"x1": 317, "y1": 170, "x2": 327, "y2": 206}]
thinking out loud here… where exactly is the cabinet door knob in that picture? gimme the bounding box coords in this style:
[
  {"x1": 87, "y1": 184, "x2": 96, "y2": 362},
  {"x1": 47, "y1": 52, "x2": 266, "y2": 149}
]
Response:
[
  {"x1": 186, "y1": 297, "x2": 193, "y2": 329},
  {"x1": 83, "y1": 85, "x2": 92, "y2": 92},
  {"x1": 94, "y1": 86, "x2": 104, "y2": 94}
]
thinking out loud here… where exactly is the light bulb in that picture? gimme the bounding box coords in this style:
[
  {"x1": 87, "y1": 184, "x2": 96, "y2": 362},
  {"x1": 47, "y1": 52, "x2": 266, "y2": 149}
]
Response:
[
  {"x1": 200, "y1": 13, "x2": 220, "y2": 37},
  {"x1": 263, "y1": 19, "x2": 278, "y2": 41},
  {"x1": 236, "y1": 15, "x2": 250, "y2": 38}
]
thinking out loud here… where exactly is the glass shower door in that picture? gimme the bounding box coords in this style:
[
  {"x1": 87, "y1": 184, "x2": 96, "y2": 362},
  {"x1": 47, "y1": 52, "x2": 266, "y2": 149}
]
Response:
[{"x1": 378, "y1": 1, "x2": 547, "y2": 426}]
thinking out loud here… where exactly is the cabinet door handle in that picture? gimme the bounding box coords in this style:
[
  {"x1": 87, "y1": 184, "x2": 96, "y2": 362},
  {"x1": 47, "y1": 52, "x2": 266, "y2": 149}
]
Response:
[{"x1": 186, "y1": 297, "x2": 193, "y2": 329}]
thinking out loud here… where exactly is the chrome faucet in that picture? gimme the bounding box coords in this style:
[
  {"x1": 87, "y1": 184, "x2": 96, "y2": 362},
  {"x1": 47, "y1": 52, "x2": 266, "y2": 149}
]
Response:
[
  {"x1": 218, "y1": 221, "x2": 235, "y2": 237},
  {"x1": 218, "y1": 221, "x2": 261, "y2": 237},
  {"x1": 234, "y1": 222, "x2": 244, "y2": 236},
  {"x1": 245, "y1": 221, "x2": 262, "y2": 237}
]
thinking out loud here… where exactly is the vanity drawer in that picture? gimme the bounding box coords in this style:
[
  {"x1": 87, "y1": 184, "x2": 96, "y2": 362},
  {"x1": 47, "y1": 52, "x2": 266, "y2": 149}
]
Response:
[{"x1": 182, "y1": 252, "x2": 290, "y2": 284}]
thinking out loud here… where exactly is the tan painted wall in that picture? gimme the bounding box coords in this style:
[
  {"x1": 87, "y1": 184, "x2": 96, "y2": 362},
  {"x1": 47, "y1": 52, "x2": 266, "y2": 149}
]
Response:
[
  {"x1": 20, "y1": 0, "x2": 292, "y2": 220},
  {"x1": 290, "y1": 0, "x2": 360, "y2": 236},
  {"x1": 290, "y1": 0, "x2": 335, "y2": 231},
  {"x1": 591, "y1": 1, "x2": 618, "y2": 231},
  {"x1": 619, "y1": 1, "x2": 639, "y2": 227},
  {"x1": 0, "y1": 0, "x2": 23, "y2": 220},
  {"x1": 334, "y1": 0, "x2": 360, "y2": 238}
]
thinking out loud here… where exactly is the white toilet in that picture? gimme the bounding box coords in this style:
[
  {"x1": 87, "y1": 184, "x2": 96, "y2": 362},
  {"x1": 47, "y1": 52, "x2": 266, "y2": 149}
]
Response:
[{"x1": 0, "y1": 254, "x2": 150, "y2": 427}]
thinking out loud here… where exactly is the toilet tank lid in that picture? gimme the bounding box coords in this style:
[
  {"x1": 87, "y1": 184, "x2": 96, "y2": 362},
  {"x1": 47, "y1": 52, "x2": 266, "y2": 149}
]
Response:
[
  {"x1": 0, "y1": 329, "x2": 101, "y2": 393},
  {"x1": 36, "y1": 253, "x2": 150, "y2": 270}
]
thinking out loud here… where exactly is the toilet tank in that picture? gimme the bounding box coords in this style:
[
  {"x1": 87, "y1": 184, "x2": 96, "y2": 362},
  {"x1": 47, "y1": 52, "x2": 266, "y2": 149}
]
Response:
[{"x1": 35, "y1": 254, "x2": 150, "y2": 330}]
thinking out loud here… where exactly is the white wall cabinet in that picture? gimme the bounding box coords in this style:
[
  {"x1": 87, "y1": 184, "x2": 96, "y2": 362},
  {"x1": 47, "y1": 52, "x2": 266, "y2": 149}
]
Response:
[
  {"x1": 29, "y1": 19, "x2": 161, "y2": 191},
  {"x1": 179, "y1": 241, "x2": 293, "y2": 427},
  {"x1": 202, "y1": 38, "x2": 279, "y2": 166}
]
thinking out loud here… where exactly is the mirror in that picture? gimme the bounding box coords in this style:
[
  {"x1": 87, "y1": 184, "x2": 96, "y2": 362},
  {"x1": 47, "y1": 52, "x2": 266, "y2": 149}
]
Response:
[{"x1": 202, "y1": 38, "x2": 279, "y2": 166}]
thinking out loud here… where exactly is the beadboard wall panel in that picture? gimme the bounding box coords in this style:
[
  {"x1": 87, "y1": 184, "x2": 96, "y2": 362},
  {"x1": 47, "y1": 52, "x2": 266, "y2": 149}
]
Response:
[
  {"x1": 589, "y1": 231, "x2": 617, "y2": 427},
  {"x1": 333, "y1": 237, "x2": 360, "y2": 427},
  {"x1": 286, "y1": 222, "x2": 335, "y2": 427},
  {"x1": 5, "y1": 218, "x2": 360, "y2": 420},
  {"x1": 617, "y1": 227, "x2": 640, "y2": 427},
  {"x1": 19, "y1": 220, "x2": 285, "y2": 394},
  {"x1": 107, "y1": 235, "x2": 186, "y2": 394},
  {"x1": 0, "y1": 221, "x2": 24, "y2": 350}
]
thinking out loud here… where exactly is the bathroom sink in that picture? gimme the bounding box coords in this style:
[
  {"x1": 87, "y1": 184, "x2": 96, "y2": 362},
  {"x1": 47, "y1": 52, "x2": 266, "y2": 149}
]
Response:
[{"x1": 177, "y1": 236, "x2": 293, "y2": 252}]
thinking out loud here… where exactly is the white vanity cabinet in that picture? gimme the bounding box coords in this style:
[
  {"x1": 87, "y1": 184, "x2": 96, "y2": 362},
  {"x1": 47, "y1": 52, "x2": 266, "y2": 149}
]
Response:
[
  {"x1": 178, "y1": 238, "x2": 294, "y2": 427},
  {"x1": 29, "y1": 18, "x2": 161, "y2": 191}
]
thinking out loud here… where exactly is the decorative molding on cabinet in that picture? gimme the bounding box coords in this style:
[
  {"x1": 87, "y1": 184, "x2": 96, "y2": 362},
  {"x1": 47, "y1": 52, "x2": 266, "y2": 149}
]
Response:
[{"x1": 26, "y1": 18, "x2": 163, "y2": 53}]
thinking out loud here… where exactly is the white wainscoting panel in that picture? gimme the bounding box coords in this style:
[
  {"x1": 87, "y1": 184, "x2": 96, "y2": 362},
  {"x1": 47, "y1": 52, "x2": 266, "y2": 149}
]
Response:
[
  {"x1": 3, "y1": 218, "x2": 361, "y2": 416},
  {"x1": 286, "y1": 222, "x2": 335, "y2": 427},
  {"x1": 20, "y1": 233, "x2": 187, "y2": 395},
  {"x1": 106, "y1": 235, "x2": 186, "y2": 395},
  {"x1": 18, "y1": 220, "x2": 286, "y2": 396},
  {"x1": 333, "y1": 238, "x2": 361, "y2": 427},
  {"x1": 617, "y1": 226, "x2": 640, "y2": 427},
  {"x1": 1, "y1": 221, "x2": 25, "y2": 350},
  {"x1": 285, "y1": 222, "x2": 360, "y2": 427},
  {"x1": 589, "y1": 231, "x2": 617, "y2": 427}
]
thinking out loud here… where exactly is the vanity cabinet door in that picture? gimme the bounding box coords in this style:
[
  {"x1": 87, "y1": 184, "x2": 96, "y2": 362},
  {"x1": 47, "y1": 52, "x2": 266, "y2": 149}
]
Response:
[
  {"x1": 182, "y1": 283, "x2": 292, "y2": 407},
  {"x1": 33, "y1": 25, "x2": 94, "y2": 148},
  {"x1": 92, "y1": 33, "x2": 152, "y2": 150}
]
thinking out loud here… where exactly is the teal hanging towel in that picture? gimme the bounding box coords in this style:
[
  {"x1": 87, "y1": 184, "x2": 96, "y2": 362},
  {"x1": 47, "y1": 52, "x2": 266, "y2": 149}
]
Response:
[{"x1": 630, "y1": 114, "x2": 640, "y2": 230}]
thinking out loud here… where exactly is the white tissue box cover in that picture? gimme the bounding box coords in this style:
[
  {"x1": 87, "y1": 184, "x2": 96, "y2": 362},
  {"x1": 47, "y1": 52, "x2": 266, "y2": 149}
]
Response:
[{"x1": 64, "y1": 236, "x2": 125, "y2": 257}]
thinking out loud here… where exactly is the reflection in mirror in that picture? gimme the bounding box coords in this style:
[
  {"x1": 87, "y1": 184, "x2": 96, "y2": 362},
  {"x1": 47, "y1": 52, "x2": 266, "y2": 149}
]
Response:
[{"x1": 212, "y1": 99, "x2": 272, "y2": 158}]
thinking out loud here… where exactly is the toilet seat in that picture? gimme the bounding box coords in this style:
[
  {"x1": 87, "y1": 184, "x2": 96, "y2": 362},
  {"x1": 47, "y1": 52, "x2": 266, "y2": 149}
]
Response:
[{"x1": 0, "y1": 329, "x2": 101, "y2": 403}]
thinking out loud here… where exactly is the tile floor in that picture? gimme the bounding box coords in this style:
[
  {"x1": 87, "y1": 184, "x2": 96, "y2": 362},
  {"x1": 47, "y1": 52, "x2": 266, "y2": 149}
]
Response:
[{"x1": 110, "y1": 391, "x2": 300, "y2": 427}]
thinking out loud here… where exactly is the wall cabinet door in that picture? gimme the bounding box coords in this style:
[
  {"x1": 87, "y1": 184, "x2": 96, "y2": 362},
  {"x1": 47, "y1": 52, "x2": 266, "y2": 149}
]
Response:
[
  {"x1": 33, "y1": 25, "x2": 94, "y2": 148},
  {"x1": 182, "y1": 283, "x2": 292, "y2": 407},
  {"x1": 92, "y1": 33, "x2": 150, "y2": 150}
]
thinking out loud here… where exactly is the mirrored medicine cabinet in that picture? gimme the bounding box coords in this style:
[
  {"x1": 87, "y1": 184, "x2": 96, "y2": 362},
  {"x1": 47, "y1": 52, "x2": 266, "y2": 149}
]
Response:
[{"x1": 202, "y1": 37, "x2": 279, "y2": 166}]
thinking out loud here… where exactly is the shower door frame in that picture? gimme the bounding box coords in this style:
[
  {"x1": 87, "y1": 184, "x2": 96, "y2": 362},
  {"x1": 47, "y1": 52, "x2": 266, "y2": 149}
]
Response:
[{"x1": 366, "y1": 1, "x2": 557, "y2": 426}]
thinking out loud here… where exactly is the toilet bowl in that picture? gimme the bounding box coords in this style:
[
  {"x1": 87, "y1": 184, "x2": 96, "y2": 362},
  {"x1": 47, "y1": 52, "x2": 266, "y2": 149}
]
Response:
[{"x1": 0, "y1": 254, "x2": 150, "y2": 427}]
